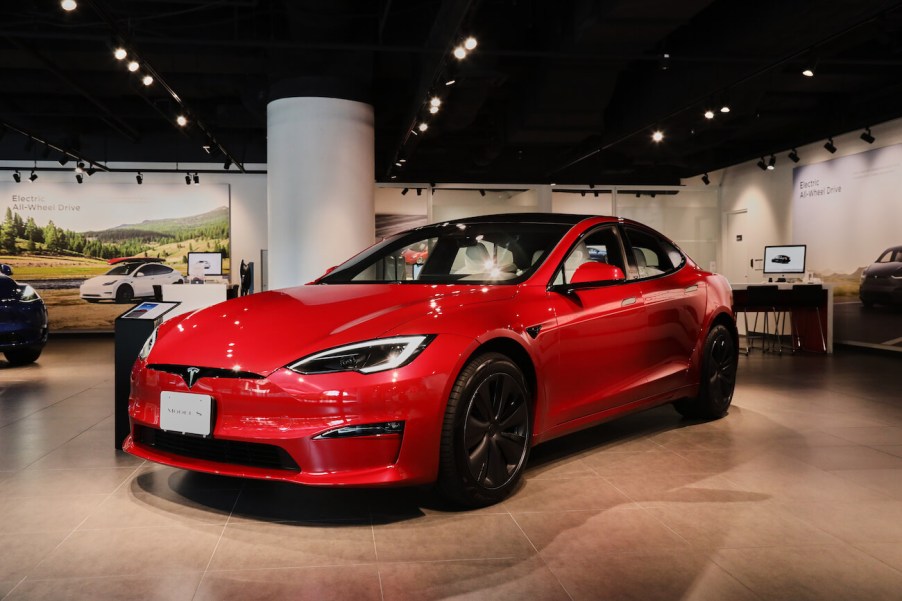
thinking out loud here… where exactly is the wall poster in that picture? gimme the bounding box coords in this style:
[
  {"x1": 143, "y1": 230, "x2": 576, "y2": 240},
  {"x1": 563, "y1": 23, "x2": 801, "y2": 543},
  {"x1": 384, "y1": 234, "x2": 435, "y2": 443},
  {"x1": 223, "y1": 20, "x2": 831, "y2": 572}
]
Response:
[
  {"x1": 792, "y1": 144, "x2": 902, "y2": 352},
  {"x1": 0, "y1": 182, "x2": 230, "y2": 331}
]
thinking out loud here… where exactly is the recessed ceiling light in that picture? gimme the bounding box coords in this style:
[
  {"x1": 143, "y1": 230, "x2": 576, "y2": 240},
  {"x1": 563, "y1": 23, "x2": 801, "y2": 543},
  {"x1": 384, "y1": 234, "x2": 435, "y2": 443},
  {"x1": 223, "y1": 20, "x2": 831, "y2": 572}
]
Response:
[
  {"x1": 802, "y1": 68, "x2": 815, "y2": 77},
  {"x1": 114, "y1": 47, "x2": 127, "y2": 60},
  {"x1": 142, "y1": 74, "x2": 153, "y2": 86},
  {"x1": 127, "y1": 61, "x2": 139, "y2": 72},
  {"x1": 464, "y1": 37, "x2": 478, "y2": 51},
  {"x1": 704, "y1": 109, "x2": 715, "y2": 120},
  {"x1": 651, "y1": 130, "x2": 664, "y2": 142},
  {"x1": 720, "y1": 104, "x2": 731, "y2": 113},
  {"x1": 445, "y1": 79, "x2": 456, "y2": 86},
  {"x1": 429, "y1": 106, "x2": 439, "y2": 114},
  {"x1": 453, "y1": 46, "x2": 467, "y2": 60},
  {"x1": 61, "y1": 0, "x2": 77, "y2": 11},
  {"x1": 176, "y1": 115, "x2": 188, "y2": 127},
  {"x1": 418, "y1": 122, "x2": 429, "y2": 132}
]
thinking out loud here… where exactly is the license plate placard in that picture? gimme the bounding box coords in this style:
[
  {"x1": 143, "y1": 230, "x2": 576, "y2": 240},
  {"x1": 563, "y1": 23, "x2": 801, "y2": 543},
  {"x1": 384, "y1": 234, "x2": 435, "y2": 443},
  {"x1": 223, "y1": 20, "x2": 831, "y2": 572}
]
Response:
[{"x1": 160, "y1": 391, "x2": 213, "y2": 436}]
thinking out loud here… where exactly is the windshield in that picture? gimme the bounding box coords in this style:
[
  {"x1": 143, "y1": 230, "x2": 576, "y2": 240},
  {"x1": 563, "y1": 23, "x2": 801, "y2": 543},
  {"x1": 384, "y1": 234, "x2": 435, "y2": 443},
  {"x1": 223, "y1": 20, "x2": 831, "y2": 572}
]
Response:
[
  {"x1": 105, "y1": 264, "x2": 140, "y2": 276},
  {"x1": 320, "y1": 221, "x2": 571, "y2": 285}
]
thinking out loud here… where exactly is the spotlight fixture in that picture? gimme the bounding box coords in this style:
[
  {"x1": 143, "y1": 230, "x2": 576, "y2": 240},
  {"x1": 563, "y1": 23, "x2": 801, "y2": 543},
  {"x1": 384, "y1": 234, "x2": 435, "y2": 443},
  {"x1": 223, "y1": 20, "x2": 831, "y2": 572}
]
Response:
[
  {"x1": 223, "y1": 158, "x2": 232, "y2": 170},
  {"x1": 185, "y1": 173, "x2": 191, "y2": 185},
  {"x1": 463, "y1": 37, "x2": 478, "y2": 51},
  {"x1": 860, "y1": 128, "x2": 875, "y2": 144},
  {"x1": 58, "y1": 154, "x2": 69, "y2": 166},
  {"x1": 86, "y1": 165, "x2": 96, "y2": 176},
  {"x1": 430, "y1": 97, "x2": 442, "y2": 108},
  {"x1": 767, "y1": 154, "x2": 776, "y2": 170},
  {"x1": 479, "y1": 189, "x2": 486, "y2": 197},
  {"x1": 142, "y1": 74, "x2": 153, "y2": 86},
  {"x1": 824, "y1": 137, "x2": 837, "y2": 153},
  {"x1": 444, "y1": 79, "x2": 456, "y2": 86},
  {"x1": 193, "y1": 173, "x2": 200, "y2": 185},
  {"x1": 416, "y1": 188, "x2": 422, "y2": 196},
  {"x1": 802, "y1": 67, "x2": 815, "y2": 77},
  {"x1": 75, "y1": 173, "x2": 83, "y2": 184},
  {"x1": 401, "y1": 188, "x2": 409, "y2": 196},
  {"x1": 114, "y1": 47, "x2": 127, "y2": 60},
  {"x1": 651, "y1": 130, "x2": 664, "y2": 142},
  {"x1": 720, "y1": 101, "x2": 731, "y2": 113},
  {"x1": 704, "y1": 109, "x2": 715, "y2": 120},
  {"x1": 399, "y1": 159, "x2": 406, "y2": 163},
  {"x1": 75, "y1": 161, "x2": 85, "y2": 174},
  {"x1": 395, "y1": 162, "x2": 403, "y2": 167},
  {"x1": 61, "y1": 0, "x2": 77, "y2": 11},
  {"x1": 29, "y1": 171, "x2": 38, "y2": 182},
  {"x1": 429, "y1": 105, "x2": 439, "y2": 115},
  {"x1": 453, "y1": 46, "x2": 467, "y2": 60},
  {"x1": 136, "y1": 172, "x2": 143, "y2": 184},
  {"x1": 13, "y1": 171, "x2": 21, "y2": 183},
  {"x1": 127, "y1": 60, "x2": 139, "y2": 72},
  {"x1": 701, "y1": 173, "x2": 710, "y2": 185},
  {"x1": 418, "y1": 122, "x2": 429, "y2": 133},
  {"x1": 176, "y1": 115, "x2": 188, "y2": 127},
  {"x1": 788, "y1": 148, "x2": 800, "y2": 163},
  {"x1": 757, "y1": 157, "x2": 768, "y2": 171}
]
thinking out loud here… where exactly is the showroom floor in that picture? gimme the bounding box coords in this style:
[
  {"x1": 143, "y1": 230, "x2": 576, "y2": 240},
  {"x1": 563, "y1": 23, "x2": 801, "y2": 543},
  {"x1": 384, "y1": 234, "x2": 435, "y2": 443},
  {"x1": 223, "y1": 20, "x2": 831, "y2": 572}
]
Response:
[{"x1": 1, "y1": 337, "x2": 902, "y2": 601}]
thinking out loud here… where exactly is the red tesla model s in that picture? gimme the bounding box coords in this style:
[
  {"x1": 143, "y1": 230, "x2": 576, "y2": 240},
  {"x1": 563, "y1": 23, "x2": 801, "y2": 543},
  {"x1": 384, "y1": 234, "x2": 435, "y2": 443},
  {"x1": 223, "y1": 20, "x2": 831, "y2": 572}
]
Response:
[{"x1": 124, "y1": 214, "x2": 738, "y2": 506}]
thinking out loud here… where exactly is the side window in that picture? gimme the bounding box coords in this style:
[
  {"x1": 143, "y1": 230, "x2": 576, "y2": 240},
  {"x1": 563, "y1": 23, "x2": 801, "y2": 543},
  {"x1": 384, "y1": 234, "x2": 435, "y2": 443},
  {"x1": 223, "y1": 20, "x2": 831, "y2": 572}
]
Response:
[
  {"x1": 623, "y1": 227, "x2": 684, "y2": 279},
  {"x1": 554, "y1": 225, "x2": 627, "y2": 285}
]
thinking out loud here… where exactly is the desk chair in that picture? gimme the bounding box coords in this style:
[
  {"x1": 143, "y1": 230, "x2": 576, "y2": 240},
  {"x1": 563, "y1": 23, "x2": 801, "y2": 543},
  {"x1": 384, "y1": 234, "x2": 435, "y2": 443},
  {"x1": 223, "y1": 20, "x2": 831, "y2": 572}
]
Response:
[
  {"x1": 742, "y1": 285, "x2": 785, "y2": 354},
  {"x1": 789, "y1": 284, "x2": 826, "y2": 353}
]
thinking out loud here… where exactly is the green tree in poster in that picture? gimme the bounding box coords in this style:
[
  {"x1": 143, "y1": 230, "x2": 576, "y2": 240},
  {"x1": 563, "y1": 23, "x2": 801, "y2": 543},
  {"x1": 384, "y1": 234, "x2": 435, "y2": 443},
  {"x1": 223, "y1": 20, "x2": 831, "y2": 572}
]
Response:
[
  {"x1": 13, "y1": 212, "x2": 24, "y2": 237},
  {"x1": 1, "y1": 208, "x2": 18, "y2": 254},
  {"x1": 43, "y1": 220, "x2": 59, "y2": 251}
]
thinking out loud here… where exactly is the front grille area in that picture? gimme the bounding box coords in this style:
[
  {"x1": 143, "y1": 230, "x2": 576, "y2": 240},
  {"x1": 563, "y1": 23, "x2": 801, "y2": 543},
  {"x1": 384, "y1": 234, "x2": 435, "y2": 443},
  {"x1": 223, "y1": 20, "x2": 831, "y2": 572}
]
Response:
[{"x1": 134, "y1": 425, "x2": 300, "y2": 472}]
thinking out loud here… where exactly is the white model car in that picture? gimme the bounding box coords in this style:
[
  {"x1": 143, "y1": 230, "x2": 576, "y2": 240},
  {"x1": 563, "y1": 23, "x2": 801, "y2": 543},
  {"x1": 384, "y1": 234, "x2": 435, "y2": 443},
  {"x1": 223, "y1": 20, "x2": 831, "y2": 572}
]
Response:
[{"x1": 80, "y1": 259, "x2": 184, "y2": 303}]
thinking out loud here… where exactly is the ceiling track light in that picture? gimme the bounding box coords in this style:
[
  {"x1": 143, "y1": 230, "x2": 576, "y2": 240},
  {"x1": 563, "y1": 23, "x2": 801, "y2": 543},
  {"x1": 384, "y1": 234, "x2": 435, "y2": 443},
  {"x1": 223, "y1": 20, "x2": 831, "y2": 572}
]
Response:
[
  {"x1": 757, "y1": 157, "x2": 768, "y2": 171},
  {"x1": 142, "y1": 74, "x2": 153, "y2": 86},
  {"x1": 651, "y1": 130, "x2": 664, "y2": 142},
  {"x1": 418, "y1": 122, "x2": 429, "y2": 133},
  {"x1": 13, "y1": 170, "x2": 21, "y2": 183},
  {"x1": 860, "y1": 127, "x2": 875, "y2": 144},
  {"x1": 824, "y1": 137, "x2": 837, "y2": 153},
  {"x1": 136, "y1": 172, "x2": 143, "y2": 184},
  {"x1": 176, "y1": 115, "x2": 188, "y2": 127},
  {"x1": 127, "y1": 60, "x2": 139, "y2": 72},
  {"x1": 788, "y1": 148, "x2": 800, "y2": 163},
  {"x1": 767, "y1": 154, "x2": 776, "y2": 170},
  {"x1": 701, "y1": 173, "x2": 710, "y2": 185},
  {"x1": 223, "y1": 158, "x2": 232, "y2": 170},
  {"x1": 185, "y1": 173, "x2": 191, "y2": 185},
  {"x1": 29, "y1": 171, "x2": 38, "y2": 182},
  {"x1": 416, "y1": 188, "x2": 422, "y2": 196},
  {"x1": 704, "y1": 109, "x2": 715, "y2": 120},
  {"x1": 75, "y1": 173, "x2": 83, "y2": 184},
  {"x1": 114, "y1": 47, "x2": 127, "y2": 60},
  {"x1": 193, "y1": 173, "x2": 200, "y2": 185},
  {"x1": 401, "y1": 188, "x2": 409, "y2": 195},
  {"x1": 61, "y1": 0, "x2": 77, "y2": 11},
  {"x1": 479, "y1": 189, "x2": 486, "y2": 197}
]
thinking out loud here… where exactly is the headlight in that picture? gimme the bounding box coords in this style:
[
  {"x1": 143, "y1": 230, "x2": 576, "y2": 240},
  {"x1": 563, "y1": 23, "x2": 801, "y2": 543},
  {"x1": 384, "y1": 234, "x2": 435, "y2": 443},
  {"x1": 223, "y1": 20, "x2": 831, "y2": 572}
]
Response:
[
  {"x1": 102, "y1": 280, "x2": 119, "y2": 286},
  {"x1": 288, "y1": 335, "x2": 434, "y2": 375},
  {"x1": 18, "y1": 285, "x2": 40, "y2": 302},
  {"x1": 138, "y1": 328, "x2": 158, "y2": 360}
]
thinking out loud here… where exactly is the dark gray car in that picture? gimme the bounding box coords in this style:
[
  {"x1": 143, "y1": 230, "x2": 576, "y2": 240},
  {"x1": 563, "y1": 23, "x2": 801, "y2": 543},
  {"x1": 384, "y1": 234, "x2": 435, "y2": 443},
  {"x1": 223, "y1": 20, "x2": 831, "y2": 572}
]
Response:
[{"x1": 860, "y1": 246, "x2": 902, "y2": 307}]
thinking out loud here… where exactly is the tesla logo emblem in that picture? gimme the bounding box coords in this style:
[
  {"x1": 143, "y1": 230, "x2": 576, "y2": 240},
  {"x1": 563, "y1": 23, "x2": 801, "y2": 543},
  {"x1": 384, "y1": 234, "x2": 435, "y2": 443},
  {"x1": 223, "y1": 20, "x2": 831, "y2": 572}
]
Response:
[{"x1": 185, "y1": 367, "x2": 201, "y2": 388}]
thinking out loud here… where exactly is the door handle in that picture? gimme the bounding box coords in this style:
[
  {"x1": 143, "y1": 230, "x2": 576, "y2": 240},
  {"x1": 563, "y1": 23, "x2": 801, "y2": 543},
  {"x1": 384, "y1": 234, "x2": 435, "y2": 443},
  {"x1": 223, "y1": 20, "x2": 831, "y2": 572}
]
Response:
[
  {"x1": 621, "y1": 297, "x2": 637, "y2": 307},
  {"x1": 684, "y1": 285, "x2": 699, "y2": 293}
]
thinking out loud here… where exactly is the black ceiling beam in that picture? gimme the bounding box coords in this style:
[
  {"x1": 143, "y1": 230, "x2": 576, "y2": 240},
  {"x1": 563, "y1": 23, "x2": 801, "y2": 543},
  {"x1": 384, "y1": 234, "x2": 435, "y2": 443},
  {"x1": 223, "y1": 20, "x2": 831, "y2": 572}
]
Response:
[{"x1": 1, "y1": 121, "x2": 112, "y2": 172}]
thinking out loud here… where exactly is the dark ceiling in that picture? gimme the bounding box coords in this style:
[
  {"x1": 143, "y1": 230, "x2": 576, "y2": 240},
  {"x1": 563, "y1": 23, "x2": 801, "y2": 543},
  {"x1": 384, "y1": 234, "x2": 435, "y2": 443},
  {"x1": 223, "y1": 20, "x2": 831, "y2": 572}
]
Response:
[{"x1": 2, "y1": 0, "x2": 902, "y2": 185}]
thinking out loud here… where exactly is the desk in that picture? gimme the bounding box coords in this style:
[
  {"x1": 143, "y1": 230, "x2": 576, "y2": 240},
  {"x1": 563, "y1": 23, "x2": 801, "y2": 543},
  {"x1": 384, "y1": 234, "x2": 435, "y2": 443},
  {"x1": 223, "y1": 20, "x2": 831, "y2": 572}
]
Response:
[{"x1": 731, "y1": 283, "x2": 833, "y2": 353}]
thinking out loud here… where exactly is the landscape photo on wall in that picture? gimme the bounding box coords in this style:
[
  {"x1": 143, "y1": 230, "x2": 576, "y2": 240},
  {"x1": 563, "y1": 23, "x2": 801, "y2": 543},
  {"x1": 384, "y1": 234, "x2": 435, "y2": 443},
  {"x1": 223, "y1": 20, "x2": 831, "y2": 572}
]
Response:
[{"x1": 0, "y1": 182, "x2": 230, "y2": 331}]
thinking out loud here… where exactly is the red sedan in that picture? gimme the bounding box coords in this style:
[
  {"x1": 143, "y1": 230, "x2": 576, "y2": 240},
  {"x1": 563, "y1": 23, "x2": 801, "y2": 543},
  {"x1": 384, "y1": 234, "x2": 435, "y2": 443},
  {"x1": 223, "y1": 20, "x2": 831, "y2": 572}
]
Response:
[{"x1": 124, "y1": 214, "x2": 738, "y2": 506}]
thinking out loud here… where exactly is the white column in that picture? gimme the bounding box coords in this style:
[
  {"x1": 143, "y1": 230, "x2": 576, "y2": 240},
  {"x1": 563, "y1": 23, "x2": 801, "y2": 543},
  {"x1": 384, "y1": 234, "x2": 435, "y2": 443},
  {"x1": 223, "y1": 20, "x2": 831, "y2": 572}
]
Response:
[{"x1": 267, "y1": 97, "x2": 374, "y2": 289}]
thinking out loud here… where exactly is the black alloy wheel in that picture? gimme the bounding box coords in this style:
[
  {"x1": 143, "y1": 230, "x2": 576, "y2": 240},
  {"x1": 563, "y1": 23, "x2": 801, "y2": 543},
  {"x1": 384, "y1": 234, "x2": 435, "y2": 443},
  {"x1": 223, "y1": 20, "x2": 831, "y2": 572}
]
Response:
[
  {"x1": 674, "y1": 324, "x2": 738, "y2": 419},
  {"x1": 439, "y1": 353, "x2": 531, "y2": 507},
  {"x1": 115, "y1": 285, "x2": 134, "y2": 304}
]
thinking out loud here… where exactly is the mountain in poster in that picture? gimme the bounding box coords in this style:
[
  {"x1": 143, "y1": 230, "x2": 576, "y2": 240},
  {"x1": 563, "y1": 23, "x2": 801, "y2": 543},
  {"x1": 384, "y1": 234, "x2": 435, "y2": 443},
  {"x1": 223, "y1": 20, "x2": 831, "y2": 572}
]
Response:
[{"x1": 83, "y1": 206, "x2": 229, "y2": 243}]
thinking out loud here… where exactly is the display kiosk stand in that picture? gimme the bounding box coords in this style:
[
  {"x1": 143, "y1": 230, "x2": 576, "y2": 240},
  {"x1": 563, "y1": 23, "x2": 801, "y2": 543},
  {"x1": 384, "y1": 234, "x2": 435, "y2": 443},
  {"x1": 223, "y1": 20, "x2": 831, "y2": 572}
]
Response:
[{"x1": 113, "y1": 301, "x2": 180, "y2": 449}]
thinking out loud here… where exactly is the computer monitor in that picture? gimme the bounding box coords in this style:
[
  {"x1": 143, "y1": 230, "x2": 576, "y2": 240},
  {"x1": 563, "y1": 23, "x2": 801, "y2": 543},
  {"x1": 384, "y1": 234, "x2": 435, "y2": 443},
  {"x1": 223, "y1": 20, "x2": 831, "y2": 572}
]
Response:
[
  {"x1": 187, "y1": 252, "x2": 224, "y2": 278},
  {"x1": 763, "y1": 245, "x2": 806, "y2": 274}
]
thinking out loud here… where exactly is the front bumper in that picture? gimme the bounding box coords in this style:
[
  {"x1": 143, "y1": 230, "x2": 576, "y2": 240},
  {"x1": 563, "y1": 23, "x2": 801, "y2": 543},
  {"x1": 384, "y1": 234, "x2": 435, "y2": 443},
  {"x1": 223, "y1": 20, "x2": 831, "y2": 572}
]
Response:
[
  {"x1": 124, "y1": 334, "x2": 471, "y2": 486},
  {"x1": 0, "y1": 303, "x2": 48, "y2": 351},
  {"x1": 860, "y1": 278, "x2": 902, "y2": 305}
]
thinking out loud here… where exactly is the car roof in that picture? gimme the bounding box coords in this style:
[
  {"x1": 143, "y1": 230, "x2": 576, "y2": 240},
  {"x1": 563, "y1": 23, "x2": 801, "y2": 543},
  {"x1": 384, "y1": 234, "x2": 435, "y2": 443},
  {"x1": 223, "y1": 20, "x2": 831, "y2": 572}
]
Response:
[
  {"x1": 450, "y1": 213, "x2": 597, "y2": 226},
  {"x1": 108, "y1": 257, "x2": 165, "y2": 265}
]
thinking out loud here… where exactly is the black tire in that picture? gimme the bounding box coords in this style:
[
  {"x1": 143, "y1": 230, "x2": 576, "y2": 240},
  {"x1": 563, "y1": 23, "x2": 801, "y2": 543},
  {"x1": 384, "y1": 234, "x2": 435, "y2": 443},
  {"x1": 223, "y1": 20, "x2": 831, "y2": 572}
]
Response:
[
  {"x1": 84, "y1": 299, "x2": 100, "y2": 303},
  {"x1": 115, "y1": 285, "x2": 134, "y2": 304},
  {"x1": 438, "y1": 353, "x2": 532, "y2": 507},
  {"x1": 861, "y1": 299, "x2": 874, "y2": 309},
  {"x1": 674, "y1": 324, "x2": 737, "y2": 419},
  {"x1": 4, "y1": 346, "x2": 42, "y2": 365}
]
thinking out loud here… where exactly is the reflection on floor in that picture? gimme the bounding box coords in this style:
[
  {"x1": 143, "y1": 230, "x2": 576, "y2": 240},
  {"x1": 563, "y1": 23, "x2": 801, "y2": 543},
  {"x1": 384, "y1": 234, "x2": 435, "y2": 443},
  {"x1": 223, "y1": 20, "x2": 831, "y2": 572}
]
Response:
[{"x1": 1, "y1": 337, "x2": 902, "y2": 600}]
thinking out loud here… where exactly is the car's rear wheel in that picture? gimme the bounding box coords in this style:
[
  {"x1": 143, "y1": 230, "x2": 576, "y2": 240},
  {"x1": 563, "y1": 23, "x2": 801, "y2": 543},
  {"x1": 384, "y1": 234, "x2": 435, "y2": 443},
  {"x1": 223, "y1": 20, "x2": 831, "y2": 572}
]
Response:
[
  {"x1": 4, "y1": 346, "x2": 42, "y2": 365},
  {"x1": 438, "y1": 353, "x2": 531, "y2": 507},
  {"x1": 115, "y1": 285, "x2": 134, "y2": 304},
  {"x1": 674, "y1": 324, "x2": 737, "y2": 419}
]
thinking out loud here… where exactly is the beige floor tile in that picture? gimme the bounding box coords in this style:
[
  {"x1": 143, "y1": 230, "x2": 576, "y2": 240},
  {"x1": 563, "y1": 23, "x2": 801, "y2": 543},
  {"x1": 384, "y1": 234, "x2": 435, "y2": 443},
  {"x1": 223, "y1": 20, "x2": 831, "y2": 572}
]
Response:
[
  {"x1": 546, "y1": 550, "x2": 760, "y2": 601},
  {"x1": 0, "y1": 531, "x2": 69, "y2": 581},
  {"x1": 646, "y1": 502, "x2": 840, "y2": 549},
  {"x1": 712, "y1": 544, "x2": 902, "y2": 601},
  {"x1": 853, "y1": 542, "x2": 902, "y2": 572},
  {"x1": 0, "y1": 467, "x2": 136, "y2": 498},
  {"x1": 522, "y1": 453, "x2": 598, "y2": 480},
  {"x1": 791, "y1": 445, "x2": 902, "y2": 471},
  {"x1": 513, "y1": 506, "x2": 689, "y2": 559},
  {"x1": 4, "y1": 573, "x2": 202, "y2": 601},
  {"x1": 604, "y1": 473, "x2": 761, "y2": 506},
  {"x1": 30, "y1": 525, "x2": 223, "y2": 578},
  {"x1": 379, "y1": 557, "x2": 570, "y2": 601},
  {"x1": 374, "y1": 513, "x2": 535, "y2": 562},
  {"x1": 874, "y1": 445, "x2": 902, "y2": 458},
  {"x1": 829, "y1": 467, "x2": 902, "y2": 500},
  {"x1": 195, "y1": 565, "x2": 382, "y2": 601},
  {"x1": 24, "y1": 446, "x2": 144, "y2": 470},
  {"x1": 500, "y1": 475, "x2": 632, "y2": 512},
  {"x1": 208, "y1": 520, "x2": 377, "y2": 570},
  {"x1": 820, "y1": 426, "x2": 902, "y2": 446},
  {"x1": 0, "y1": 494, "x2": 107, "y2": 534},
  {"x1": 581, "y1": 449, "x2": 704, "y2": 476},
  {"x1": 132, "y1": 464, "x2": 245, "y2": 494},
  {"x1": 80, "y1": 487, "x2": 238, "y2": 530},
  {"x1": 721, "y1": 465, "x2": 892, "y2": 503},
  {"x1": 781, "y1": 500, "x2": 902, "y2": 543}
]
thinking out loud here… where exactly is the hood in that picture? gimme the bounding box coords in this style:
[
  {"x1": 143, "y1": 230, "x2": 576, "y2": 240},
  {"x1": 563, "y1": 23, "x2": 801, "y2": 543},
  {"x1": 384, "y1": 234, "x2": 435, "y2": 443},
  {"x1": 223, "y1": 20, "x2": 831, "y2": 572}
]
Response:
[
  {"x1": 82, "y1": 275, "x2": 123, "y2": 286},
  {"x1": 148, "y1": 283, "x2": 517, "y2": 375},
  {"x1": 864, "y1": 262, "x2": 902, "y2": 278}
]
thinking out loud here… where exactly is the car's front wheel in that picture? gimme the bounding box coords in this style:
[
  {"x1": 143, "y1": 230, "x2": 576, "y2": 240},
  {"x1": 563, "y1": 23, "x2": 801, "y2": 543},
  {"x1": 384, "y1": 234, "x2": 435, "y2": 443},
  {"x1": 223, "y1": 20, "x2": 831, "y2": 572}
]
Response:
[
  {"x1": 4, "y1": 346, "x2": 42, "y2": 366},
  {"x1": 115, "y1": 285, "x2": 134, "y2": 304},
  {"x1": 674, "y1": 324, "x2": 737, "y2": 419},
  {"x1": 438, "y1": 353, "x2": 532, "y2": 507}
]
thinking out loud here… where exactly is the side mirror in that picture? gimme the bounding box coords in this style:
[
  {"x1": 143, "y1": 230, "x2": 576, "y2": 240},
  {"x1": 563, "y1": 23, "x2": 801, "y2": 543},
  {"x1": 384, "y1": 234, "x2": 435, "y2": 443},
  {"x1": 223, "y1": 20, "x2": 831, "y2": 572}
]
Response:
[{"x1": 570, "y1": 262, "x2": 625, "y2": 284}]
